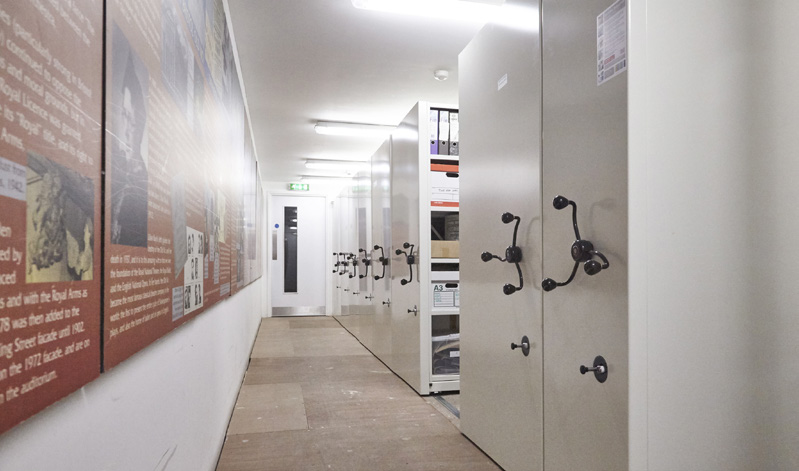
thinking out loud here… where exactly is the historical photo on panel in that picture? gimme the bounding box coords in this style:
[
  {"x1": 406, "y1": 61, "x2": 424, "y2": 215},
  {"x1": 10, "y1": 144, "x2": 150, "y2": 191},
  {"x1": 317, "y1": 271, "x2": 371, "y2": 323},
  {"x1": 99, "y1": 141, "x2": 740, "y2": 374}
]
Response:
[
  {"x1": 110, "y1": 23, "x2": 149, "y2": 247},
  {"x1": 217, "y1": 190, "x2": 226, "y2": 243},
  {"x1": 184, "y1": 227, "x2": 203, "y2": 315},
  {"x1": 181, "y1": 0, "x2": 207, "y2": 57},
  {"x1": 204, "y1": 0, "x2": 225, "y2": 93},
  {"x1": 26, "y1": 152, "x2": 94, "y2": 283},
  {"x1": 204, "y1": 186, "x2": 220, "y2": 270},
  {"x1": 192, "y1": 60, "x2": 205, "y2": 134},
  {"x1": 161, "y1": 0, "x2": 193, "y2": 120},
  {"x1": 222, "y1": 20, "x2": 235, "y2": 101},
  {"x1": 171, "y1": 173, "x2": 188, "y2": 277}
]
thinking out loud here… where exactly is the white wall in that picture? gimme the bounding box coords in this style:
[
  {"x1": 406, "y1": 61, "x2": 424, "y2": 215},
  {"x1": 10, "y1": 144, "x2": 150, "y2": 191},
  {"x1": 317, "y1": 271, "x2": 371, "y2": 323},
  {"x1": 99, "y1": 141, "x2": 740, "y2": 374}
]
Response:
[
  {"x1": 629, "y1": 1, "x2": 799, "y2": 469},
  {"x1": 0, "y1": 271, "x2": 264, "y2": 471}
]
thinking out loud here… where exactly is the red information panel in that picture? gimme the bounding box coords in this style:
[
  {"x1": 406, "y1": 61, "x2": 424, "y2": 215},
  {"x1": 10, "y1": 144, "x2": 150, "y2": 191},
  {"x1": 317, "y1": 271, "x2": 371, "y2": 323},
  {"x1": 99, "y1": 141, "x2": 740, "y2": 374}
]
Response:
[
  {"x1": 103, "y1": 0, "x2": 249, "y2": 368},
  {"x1": 0, "y1": 1, "x2": 103, "y2": 434}
]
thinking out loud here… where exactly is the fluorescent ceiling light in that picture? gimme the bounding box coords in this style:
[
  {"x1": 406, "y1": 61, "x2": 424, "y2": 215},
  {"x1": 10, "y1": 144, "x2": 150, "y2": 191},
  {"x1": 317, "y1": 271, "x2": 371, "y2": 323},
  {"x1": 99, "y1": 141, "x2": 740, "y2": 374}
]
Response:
[
  {"x1": 299, "y1": 175, "x2": 356, "y2": 183},
  {"x1": 314, "y1": 121, "x2": 395, "y2": 137},
  {"x1": 351, "y1": 0, "x2": 503, "y2": 23},
  {"x1": 305, "y1": 159, "x2": 370, "y2": 172}
]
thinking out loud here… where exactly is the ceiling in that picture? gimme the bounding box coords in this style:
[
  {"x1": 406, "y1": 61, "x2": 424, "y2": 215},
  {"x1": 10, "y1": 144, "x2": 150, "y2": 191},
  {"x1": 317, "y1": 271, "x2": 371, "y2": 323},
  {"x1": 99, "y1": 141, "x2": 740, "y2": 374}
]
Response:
[{"x1": 225, "y1": 0, "x2": 490, "y2": 184}]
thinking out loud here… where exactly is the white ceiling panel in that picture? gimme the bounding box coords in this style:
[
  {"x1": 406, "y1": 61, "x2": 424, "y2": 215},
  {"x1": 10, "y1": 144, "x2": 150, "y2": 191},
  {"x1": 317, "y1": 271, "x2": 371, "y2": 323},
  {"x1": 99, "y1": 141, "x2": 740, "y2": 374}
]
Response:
[{"x1": 226, "y1": 0, "x2": 488, "y2": 182}]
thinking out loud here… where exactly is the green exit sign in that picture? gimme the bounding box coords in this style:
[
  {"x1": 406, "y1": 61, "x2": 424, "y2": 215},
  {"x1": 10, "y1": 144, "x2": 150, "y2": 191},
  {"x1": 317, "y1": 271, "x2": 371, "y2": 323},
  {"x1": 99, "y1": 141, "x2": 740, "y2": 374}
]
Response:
[{"x1": 288, "y1": 183, "x2": 309, "y2": 191}]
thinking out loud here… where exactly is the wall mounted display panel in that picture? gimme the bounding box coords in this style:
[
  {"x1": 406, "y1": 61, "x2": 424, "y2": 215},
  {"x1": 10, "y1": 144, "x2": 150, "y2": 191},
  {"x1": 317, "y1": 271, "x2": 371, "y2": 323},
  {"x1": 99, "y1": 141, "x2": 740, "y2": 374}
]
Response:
[
  {"x1": 0, "y1": 0, "x2": 103, "y2": 435},
  {"x1": 255, "y1": 171, "x2": 263, "y2": 281},
  {"x1": 225, "y1": 30, "x2": 246, "y2": 298},
  {"x1": 458, "y1": 2, "x2": 544, "y2": 467},
  {"x1": 103, "y1": 0, "x2": 254, "y2": 369}
]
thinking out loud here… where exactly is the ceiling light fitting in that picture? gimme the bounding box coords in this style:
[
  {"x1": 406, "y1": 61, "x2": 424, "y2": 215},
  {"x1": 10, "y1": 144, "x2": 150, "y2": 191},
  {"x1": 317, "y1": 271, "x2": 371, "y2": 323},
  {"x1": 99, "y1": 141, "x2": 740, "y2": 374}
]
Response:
[
  {"x1": 299, "y1": 175, "x2": 356, "y2": 182},
  {"x1": 314, "y1": 121, "x2": 395, "y2": 137},
  {"x1": 434, "y1": 69, "x2": 449, "y2": 81},
  {"x1": 304, "y1": 159, "x2": 370, "y2": 172},
  {"x1": 351, "y1": 0, "x2": 503, "y2": 22}
]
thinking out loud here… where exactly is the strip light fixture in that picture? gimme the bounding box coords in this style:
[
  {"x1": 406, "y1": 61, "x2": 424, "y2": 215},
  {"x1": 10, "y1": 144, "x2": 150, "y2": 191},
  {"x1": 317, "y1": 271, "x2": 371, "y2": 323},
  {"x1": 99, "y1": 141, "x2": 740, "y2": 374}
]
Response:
[
  {"x1": 299, "y1": 175, "x2": 356, "y2": 182},
  {"x1": 314, "y1": 121, "x2": 395, "y2": 137},
  {"x1": 305, "y1": 159, "x2": 370, "y2": 172},
  {"x1": 351, "y1": 0, "x2": 503, "y2": 22}
]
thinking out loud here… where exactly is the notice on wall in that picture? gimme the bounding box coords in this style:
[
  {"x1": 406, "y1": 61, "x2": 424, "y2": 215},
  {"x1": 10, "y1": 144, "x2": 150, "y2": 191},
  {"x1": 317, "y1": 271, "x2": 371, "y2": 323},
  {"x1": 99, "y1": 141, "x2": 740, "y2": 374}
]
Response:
[
  {"x1": 103, "y1": 0, "x2": 257, "y2": 370},
  {"x1": 0, "y1": 1, "x2": 102, "y2": 434},
  {"x1": 597, "y1": 0, "x2": 627, "y2": 86}
]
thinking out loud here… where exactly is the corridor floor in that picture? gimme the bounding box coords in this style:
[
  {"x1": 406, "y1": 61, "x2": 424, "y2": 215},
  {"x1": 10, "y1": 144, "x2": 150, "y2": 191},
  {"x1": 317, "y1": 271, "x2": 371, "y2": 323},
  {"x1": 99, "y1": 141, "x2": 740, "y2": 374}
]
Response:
[{"x1": 216, "y1": 316, "x2": 499, "y2": 471}]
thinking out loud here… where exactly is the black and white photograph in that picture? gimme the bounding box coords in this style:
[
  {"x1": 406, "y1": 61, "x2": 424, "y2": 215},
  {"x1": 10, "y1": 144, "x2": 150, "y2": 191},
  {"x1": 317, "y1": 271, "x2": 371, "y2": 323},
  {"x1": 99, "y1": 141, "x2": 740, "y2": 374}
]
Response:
[
  {"x1": 161, "y1": 0, "x2": 193, "y2": 121},
  {"x1": 204, "y1": 185, "x2": 220, "y2": 270},
  {"x1": 110, "y1": 23, "x2": 149, "y2": 247},
  {"x1": 26, "y1": 152, "x2": 94, "y2": 283},
  {"x1": 171, "y1": 173, "x2": 187, "y2": 276},
  {"x1": 180, "y1": 0, "x2": 207, "y2": 61}
]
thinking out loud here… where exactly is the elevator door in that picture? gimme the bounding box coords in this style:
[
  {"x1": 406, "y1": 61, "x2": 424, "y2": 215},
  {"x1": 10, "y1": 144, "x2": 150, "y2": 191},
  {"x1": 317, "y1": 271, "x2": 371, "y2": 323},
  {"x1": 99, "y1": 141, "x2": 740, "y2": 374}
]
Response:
[
  {"x1": 458, "y1": 2, "x2": 544, "y2": 469},
  {"x1": 270, "y1": 195, "x2": 326, "y2": 316}
]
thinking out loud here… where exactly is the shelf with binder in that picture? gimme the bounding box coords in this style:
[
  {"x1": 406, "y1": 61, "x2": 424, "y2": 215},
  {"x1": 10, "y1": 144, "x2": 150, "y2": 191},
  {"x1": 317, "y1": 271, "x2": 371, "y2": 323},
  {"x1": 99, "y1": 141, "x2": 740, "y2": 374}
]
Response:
[
  {"x1": 386, "y1": 101, "x2": 460, "y2": 395},
  {"x1": 332, "y1": 102, "x2": 460, "y2": 395}
]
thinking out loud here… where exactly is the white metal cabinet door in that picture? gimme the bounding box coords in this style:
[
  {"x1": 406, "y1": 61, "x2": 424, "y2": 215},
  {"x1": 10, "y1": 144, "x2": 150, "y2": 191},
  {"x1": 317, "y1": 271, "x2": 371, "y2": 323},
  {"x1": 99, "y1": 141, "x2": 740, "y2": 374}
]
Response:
[
  {"x1": 389, "y1": 105, "x2": 424, "y2": 393},
  {"x1": 371, "y1": 139, "x2": 393, "y2": 360},
  {"x1": 541, "y1": 0, "x2": 628, "y2": 468},
  {"x1": 337, "y1": 191, "x2": 351, "y2": 315},
  {"x1": 458, "y1": 2, "x2": 544, "y2": 469},
  {"x1": 337, "y1": 181, "x2": 364, "y2": 333},
  {"x1": 355, "y1": 171, "x2": 374, "y2": 349}
]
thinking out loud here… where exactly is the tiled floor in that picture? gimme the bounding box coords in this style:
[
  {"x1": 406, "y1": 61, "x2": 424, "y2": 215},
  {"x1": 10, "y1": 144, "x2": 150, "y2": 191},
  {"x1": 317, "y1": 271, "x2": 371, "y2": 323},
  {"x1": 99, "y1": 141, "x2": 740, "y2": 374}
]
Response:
[{"x1": 216, "y1": 317, "x2": 498, "y2": 471}]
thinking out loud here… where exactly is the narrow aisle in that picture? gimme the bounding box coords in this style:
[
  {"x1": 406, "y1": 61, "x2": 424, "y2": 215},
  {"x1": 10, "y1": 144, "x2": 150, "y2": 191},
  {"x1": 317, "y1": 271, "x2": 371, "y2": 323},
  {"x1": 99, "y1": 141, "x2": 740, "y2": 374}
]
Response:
[{"x1": 217, "y1": 317, "x2": 499, "y2": 471}]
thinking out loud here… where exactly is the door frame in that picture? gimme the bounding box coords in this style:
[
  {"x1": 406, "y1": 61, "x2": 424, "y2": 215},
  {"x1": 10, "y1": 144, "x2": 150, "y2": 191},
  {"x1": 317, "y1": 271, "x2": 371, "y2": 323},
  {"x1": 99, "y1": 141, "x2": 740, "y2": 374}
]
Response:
[{"x1": 266, "y1": 191, "x2": 334, "y2": 318}]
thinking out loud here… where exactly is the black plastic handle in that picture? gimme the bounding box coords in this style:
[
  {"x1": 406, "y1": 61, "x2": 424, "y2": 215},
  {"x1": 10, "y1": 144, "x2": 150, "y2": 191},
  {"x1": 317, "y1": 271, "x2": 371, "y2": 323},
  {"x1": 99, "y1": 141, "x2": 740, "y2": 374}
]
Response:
[
  {"x1": 336, "y1": 252, "x2": 348, "y2": 276},
  {"x1": 348, "y1": 252, "x2": 359, "y2": 279},
  {"x1": 481, "y1": 212, "x2": 524, "y2": 295},
  {"x1": 395, "y1": 242, "x2": 415, "y2": 285},
  {"x1": 358, "y1": 248, "x2": 371, "y2": 279},
  {"x1": 542, "y1": 196, "x2": 609, "y2": 292},
  {"x1": 373, "y1": 245, "x2": 388, "y2": 280}
]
